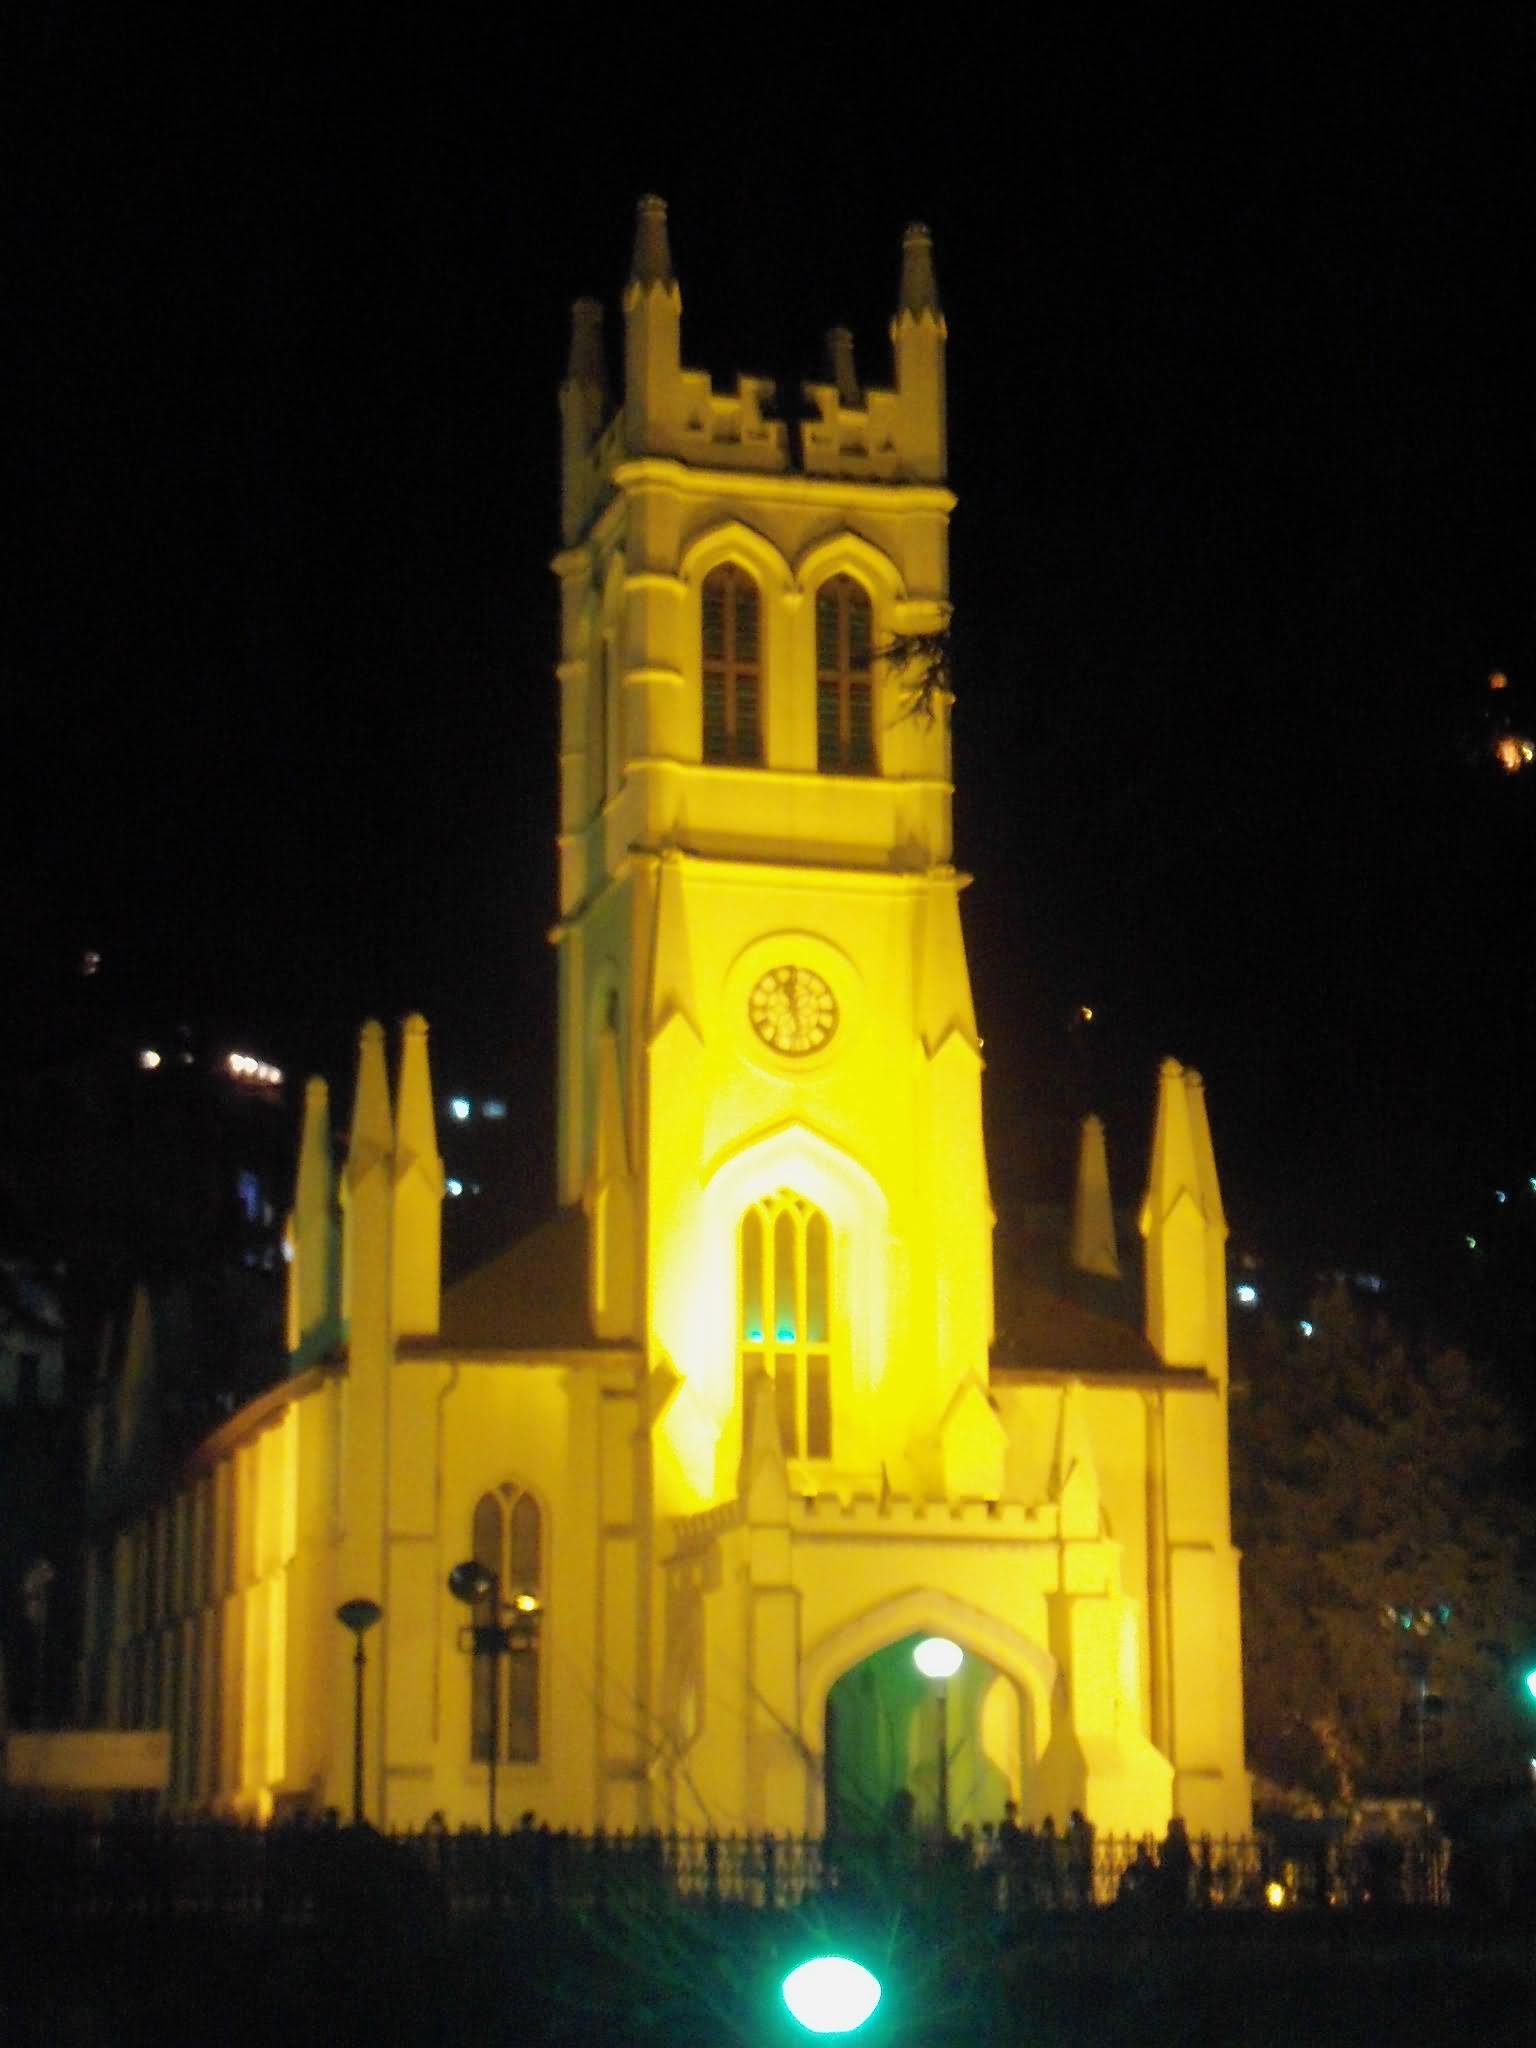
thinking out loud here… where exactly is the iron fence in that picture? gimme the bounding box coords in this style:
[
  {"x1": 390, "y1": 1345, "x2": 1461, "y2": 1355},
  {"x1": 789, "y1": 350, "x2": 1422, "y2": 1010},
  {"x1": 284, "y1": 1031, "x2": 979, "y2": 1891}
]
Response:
[{"x1": 0, "y1": 1813, "x2": 1450, "y2": 1926}]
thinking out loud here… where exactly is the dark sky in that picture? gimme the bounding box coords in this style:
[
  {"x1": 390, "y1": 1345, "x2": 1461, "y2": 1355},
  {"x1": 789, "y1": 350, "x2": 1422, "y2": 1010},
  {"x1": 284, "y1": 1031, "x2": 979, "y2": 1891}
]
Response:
[{"x1": 7, "y1": 14, "x2": 1535, "y2": 1346}]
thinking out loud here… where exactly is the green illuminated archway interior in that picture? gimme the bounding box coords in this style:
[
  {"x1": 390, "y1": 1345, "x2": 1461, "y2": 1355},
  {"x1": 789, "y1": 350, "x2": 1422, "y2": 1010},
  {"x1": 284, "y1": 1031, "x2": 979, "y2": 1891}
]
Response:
[{"x1": 824, "y1": 1632, "x2": 1020, "y2": 1834}]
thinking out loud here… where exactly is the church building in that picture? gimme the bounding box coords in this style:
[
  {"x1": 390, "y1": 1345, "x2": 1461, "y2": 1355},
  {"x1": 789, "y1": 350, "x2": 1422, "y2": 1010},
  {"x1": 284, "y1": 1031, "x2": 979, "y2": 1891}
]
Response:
[{"x1": 74, "y1": 200, "x2": 1249, "y2": 1840}]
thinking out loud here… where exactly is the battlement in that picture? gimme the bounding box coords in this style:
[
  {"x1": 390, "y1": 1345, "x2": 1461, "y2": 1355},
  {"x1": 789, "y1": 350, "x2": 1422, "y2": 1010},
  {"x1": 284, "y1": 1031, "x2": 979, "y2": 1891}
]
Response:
[
  {"x1": 672, "y1": 1485, "x2": 1062, "y2": 1557},
  {"x1": 560, "y1": 199, "x2": 947, "y2": 543}
]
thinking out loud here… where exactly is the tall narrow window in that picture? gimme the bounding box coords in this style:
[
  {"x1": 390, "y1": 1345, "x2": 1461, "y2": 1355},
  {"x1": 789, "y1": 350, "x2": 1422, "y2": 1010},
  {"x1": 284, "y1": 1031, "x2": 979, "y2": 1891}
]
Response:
[
  {"x1": 739, "y1": 1193, "x2": 833, "y2": 1459},
  {"x1": 701, "y1": 564, "x2": 763, "y2": 764},
  {"x1": 469, "y1": 1486, "x2": 544, "y2": 1764},
  {"x1": 815, "y1": 576, "x2": 875, "y2": 775}
]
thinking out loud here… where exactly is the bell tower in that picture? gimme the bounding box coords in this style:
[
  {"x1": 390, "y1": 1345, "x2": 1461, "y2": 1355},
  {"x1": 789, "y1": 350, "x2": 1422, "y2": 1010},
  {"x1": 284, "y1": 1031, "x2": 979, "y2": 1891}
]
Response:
[{"x1": 552, "y1": 200, "x2": 993, "y2": 1514}]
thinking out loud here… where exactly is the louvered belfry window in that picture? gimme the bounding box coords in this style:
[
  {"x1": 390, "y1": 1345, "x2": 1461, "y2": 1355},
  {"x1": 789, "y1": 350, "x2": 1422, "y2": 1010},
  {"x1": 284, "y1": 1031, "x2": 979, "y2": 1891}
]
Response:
[
  {"x1": 701, "y1": 564, "x2": 763, "y2": 764},
  {"x1": 815, "y1": 576, "x2": 875, "y2": 774}
]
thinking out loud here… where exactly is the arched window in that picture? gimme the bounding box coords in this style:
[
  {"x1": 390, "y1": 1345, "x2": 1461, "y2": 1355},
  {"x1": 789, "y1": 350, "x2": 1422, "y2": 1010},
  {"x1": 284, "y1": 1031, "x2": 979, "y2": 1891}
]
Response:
[
  {"x1": 469, "y1": 1485, "x2": 544, "y2": 1764},
  {"x1": 815, "y1": 575, "x2": 875, "y2": 775},
  {"x1": 740, "y1": 1192, "x2": 832, "y2": 1458},
  {"x1": 701, "y1": 564, "x2": 763, "y2": 764}
]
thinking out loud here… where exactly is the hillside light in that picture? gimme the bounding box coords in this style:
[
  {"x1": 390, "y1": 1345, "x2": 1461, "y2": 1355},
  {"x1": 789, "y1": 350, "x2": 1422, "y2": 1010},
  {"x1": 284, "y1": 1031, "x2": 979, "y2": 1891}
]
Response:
[{"x1": 781, "y1": 1957, "x2": 882, "y2": 2035}]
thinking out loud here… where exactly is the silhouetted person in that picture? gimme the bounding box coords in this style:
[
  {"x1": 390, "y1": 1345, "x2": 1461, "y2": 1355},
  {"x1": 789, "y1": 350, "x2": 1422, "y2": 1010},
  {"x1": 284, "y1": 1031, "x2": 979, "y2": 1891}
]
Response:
[
  {"x1": 1067, "y1": 1807, "x2": 1095, "y2": 1908},
  {"x1": 997, "y1": 1799, "x2": 1026, "y2": 1912},
  {"x1": 1037, "y1": 1812, "x2": 1062, "y2": 1907},
  {"x1": 1159, "y1": 1815, "x2": 1195, "y2": 1912},
  {"x1": 1116, "y1": 1840, "x2": 1157, "y2": 1913}
]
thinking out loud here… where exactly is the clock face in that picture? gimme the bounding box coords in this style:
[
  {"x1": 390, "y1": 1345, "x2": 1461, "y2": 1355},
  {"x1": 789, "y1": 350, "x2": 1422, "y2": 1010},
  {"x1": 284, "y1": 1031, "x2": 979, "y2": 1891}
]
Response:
[{"x1": 748, "y1": 965, "x2": 839, "y2": 1056}]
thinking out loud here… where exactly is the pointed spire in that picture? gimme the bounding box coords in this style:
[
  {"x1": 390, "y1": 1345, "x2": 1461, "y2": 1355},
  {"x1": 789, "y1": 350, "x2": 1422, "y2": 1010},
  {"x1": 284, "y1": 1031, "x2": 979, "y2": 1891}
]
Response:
[
  {"x1": 897, "y1": 221, "x2": 942, "y2": 319},
  {"x1": 288, "y1": 1076, "x2": 338, "y2": 1361},
  {"x1": 346, "y1": 1021, "x2": 393, "y2": 1183},
  {"x1": 565, "y1": 296, "x2": 608, "y2": 396},
  {"x1": 392, "y1": 1014, "x2": 440, "y2": 1179},
  {"x1": 826, "y1": 325, "x2": 859, "y2": 407},
  {"x1": 1070, "y1": 1114, "x2": 1121, "y2": 1280},
  {"x1": 630, "y1": 193, "x2": 675, "y2": 288},
  {"x1": 889, "y1": 222, "x2": 947, "y2": 479},
  {"x1": 1140, "y1": 1057, "x2": 1227, "y2": 1378},
  {"x1": 391, "y1": 1014, "x2": 443, "y2": 1337},
  {"x1": 1139, "y1": 1058, "x2": 1201, "y2": 1239}
]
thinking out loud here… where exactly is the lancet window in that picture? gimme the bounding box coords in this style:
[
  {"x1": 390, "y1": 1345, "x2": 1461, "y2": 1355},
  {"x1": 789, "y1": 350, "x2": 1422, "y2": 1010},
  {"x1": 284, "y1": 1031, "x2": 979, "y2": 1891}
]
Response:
[
  {"x1": 815, "y1": 575, "x2": 875, "y2": 774},
  {"x1": 739, "y1": 1192, "x2": 832, "y2": 1459},
  {"x1": 470, "y1": 1485, "x2": 543, "y2": 1764},
  {"x1": 701, "y1": 564, "x2": 763, "y2": 764}
]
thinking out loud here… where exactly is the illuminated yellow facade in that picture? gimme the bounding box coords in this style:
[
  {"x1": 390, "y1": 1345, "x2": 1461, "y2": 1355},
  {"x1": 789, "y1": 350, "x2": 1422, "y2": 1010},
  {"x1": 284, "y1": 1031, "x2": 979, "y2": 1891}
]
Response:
[{"x1": 80, "y1": 200, "x2": 1248, "y2": 1839}]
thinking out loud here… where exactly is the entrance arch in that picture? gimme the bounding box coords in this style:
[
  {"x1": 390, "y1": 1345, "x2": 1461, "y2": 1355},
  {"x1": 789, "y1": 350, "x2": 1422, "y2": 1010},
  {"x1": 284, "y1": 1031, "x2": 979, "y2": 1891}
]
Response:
[
  {"x1": 801, "y1": 1589, "x2": 1058, "y2": 1834},
  {"x1": 826, "y1": 1633, "x2": 1025, "y2": 1835}
]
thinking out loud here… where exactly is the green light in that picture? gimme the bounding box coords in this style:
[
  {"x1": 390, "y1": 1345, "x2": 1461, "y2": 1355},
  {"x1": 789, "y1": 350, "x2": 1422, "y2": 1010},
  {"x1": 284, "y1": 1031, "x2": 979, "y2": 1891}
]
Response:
[
  {"x1": 781, "y1": 1957, "x2": 882, "y2": 2035},
  {"x1": 1525, "y1": 1668, "x2": 1536, "y2": 1703}
]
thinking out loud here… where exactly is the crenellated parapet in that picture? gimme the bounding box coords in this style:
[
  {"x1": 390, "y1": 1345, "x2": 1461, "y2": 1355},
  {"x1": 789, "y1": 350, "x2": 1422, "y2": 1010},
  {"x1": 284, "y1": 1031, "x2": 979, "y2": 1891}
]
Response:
[{"x1": 559, "y1": 198, "x2": 949, "y2": 543}]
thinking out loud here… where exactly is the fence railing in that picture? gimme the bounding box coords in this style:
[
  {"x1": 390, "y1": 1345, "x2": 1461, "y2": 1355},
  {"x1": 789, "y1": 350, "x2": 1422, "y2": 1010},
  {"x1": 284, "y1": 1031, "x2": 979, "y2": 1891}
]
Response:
[{"x1": 0, "y1": 1814, "x2": 1450, "y2": 1926}]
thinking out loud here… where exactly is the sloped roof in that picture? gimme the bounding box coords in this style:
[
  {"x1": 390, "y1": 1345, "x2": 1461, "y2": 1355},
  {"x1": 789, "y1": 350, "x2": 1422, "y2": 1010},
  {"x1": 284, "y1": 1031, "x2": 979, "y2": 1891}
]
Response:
[
  {"x1": 439, "y1": 1207, "x2": 595, "y2": 1350},
  {"x1": 992, "y1": 1280, "x2": 1168, "y2": 1378}
]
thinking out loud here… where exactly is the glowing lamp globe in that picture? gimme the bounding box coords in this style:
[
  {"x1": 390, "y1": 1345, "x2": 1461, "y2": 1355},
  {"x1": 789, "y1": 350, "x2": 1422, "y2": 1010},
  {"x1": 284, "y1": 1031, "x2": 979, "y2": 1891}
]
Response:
[
  {"x1": 781, "y1": 1957, "x2": 882, "y2": 2035},
  {"x1": 912, "y1": 1636, "x2": 963, "y2": 1680},
  {"x1": 1525, "y1": 1667, "x2": 1536, "y2": 1704}
]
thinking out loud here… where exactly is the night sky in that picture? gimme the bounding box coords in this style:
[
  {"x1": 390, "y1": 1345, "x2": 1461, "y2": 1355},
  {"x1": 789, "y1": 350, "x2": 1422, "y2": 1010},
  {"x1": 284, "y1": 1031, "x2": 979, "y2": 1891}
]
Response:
[{"x1": 8, "y1": 16, "x2": 1535, "y2": 1362}]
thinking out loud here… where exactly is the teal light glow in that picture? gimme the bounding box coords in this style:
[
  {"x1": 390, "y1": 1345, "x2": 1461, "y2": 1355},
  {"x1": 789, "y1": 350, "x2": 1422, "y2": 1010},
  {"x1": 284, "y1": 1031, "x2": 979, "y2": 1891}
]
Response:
[
  {"x1": 747, "y1": 1328, "x2": 763, "y2": 1342},
  {"x1": 776, "y1": 1326, "x2": 796, "y2": 1342},
  {"x1": 781, "y1": 1957, "x2": 882, "y2": 2035},
  {"x1": 1525, "y1": 1667, "x2": 1536, "y2": 1703}
]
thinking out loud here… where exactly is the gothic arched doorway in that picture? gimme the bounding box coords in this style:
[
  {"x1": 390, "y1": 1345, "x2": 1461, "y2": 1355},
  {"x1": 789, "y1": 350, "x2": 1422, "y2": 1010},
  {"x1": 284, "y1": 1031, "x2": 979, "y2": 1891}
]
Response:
[{"x1": 823, "y1": 1632, "x2": 1024, "y2": 1837}]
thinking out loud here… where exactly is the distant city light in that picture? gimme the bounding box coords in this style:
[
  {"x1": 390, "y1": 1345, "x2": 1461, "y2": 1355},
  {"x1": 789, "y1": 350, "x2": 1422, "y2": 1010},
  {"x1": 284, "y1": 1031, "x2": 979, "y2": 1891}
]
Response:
[
  {"x1": 1234, "y1": 1283, "x2": 1259, "y2": 1307},
  {"x1": 81, "y1": 950, "x2": 101, "y2": 977},
  {"x1": 1494, "y1": 734, "x2": 1534, "y2": 772},
  {"x1": 448, "y1": 1097, "x2": 472, "y2": 1122},
  {"x1": 1465, "y1": 1235, "x2": 1478, "y2": 1251},
  {"x1": 1298, "y1": 1319, "x2": 1314, "y2": 1338},
  {"x1": 482, "y1": 1098, "x2": 507, "y2": 1120},
  {"x1": 1489, "y1": 670, "x2": 1508, "y2": 692},
  {"x1": 1354, "y1": 1272, "x2": 1384, "y2": 1294},
  {"x1": 1529, "y1": 1178, "x2": 1536, "y2": 1195},
  {"x1": 227, "y1": 1052, "x2": 283, "y2": 1087},
  {"x1": 1496, "y1": 1189, "x2": 1508, "y2": 1204},
  {"x1": 138, "y1": 1049, "x2": 162, "y2": 1070},
  {"x1": 446, "y1": 1178, "x2": 464, "y2": 1197},
  {"x1": 1264, "y1": 1880, "x2": 1287, "y2": 1909}
]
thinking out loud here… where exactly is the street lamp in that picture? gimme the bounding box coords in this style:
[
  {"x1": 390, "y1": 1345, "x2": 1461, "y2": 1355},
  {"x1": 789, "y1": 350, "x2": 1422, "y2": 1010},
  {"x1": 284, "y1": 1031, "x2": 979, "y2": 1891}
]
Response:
[
  {"x1": 335, "y1": 1597, "x2": 383, "y2": 1825},
  {"x1": 781, "y1": 1956, "x2": 882, "y2": 2035},
  {"x1": 912, "y1": 1636, "x2": 963, "y2": 1837},
  {"x1": 447, "y1": 1560, "x2": 543, "y2": 1832}
]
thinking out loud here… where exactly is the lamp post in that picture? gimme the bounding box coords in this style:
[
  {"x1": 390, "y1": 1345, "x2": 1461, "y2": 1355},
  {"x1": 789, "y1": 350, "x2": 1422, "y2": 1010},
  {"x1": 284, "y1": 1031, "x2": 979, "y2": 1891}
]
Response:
[
  {"x1": 335, "y1": 1597, "x2": 383, "y2": 1825},
  {"x1": 912, "y1": 1636, "x2": 963, "y2": 1838},
  {"x1": 1381, "y1": 1602, "x2": 1451, "y2": 1813},
  {"x1": 448, "y1": 1561, "x2": 543, "y2": 1832}
]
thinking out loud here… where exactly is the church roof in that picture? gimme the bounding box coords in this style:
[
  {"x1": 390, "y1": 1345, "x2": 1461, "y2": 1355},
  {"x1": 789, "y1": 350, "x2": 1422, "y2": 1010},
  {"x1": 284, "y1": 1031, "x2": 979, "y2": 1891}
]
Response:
[
  {"x1": 439, "y1": 1207, "x2": 596, "y2": 1350},
  {"x1": 991, "y1": 1280, "x2": 1169, "y2": 1379}
]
